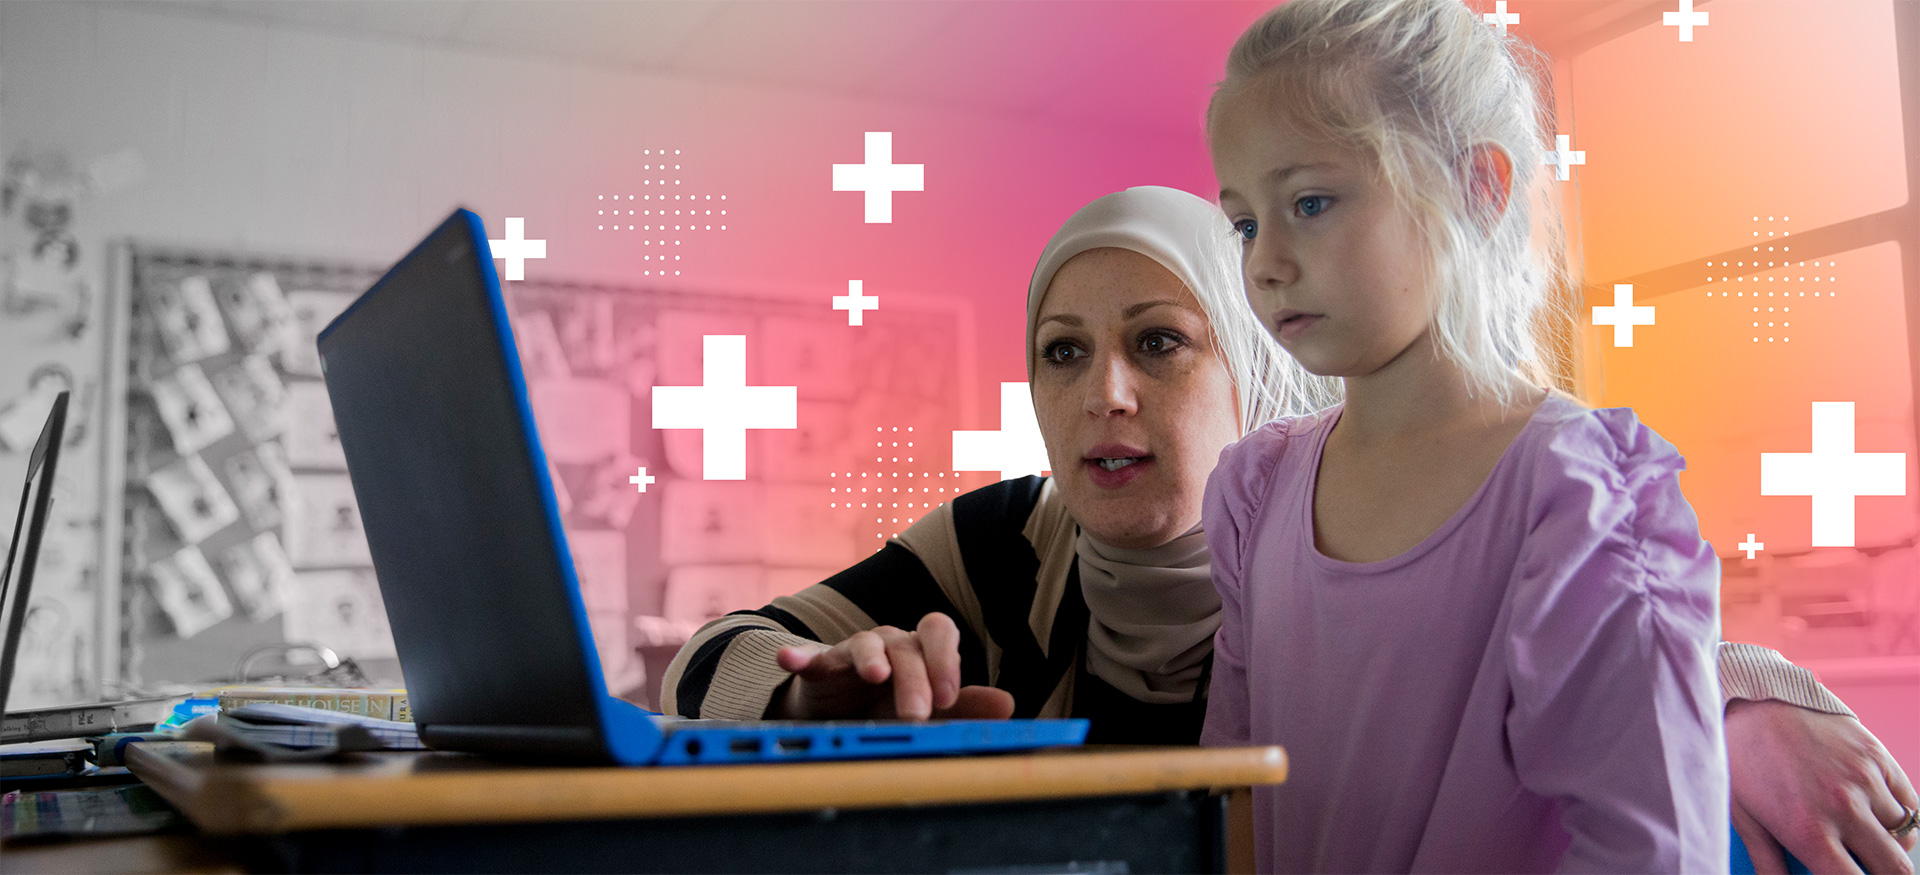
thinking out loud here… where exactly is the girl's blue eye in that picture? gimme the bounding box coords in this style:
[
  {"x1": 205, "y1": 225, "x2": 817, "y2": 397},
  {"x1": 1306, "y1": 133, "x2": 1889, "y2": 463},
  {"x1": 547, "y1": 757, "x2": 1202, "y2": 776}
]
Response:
[
  {"x1": 1297, "y1": 196, "x2": 1330, "y2": 217},
  {"x1": 1231, "y1": 220, "x2": 1257, "y2": 241}
]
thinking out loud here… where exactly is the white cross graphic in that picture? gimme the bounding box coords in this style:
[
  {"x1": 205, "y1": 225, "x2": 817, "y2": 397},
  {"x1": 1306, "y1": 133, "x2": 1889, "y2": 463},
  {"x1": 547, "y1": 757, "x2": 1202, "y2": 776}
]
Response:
[
  {"x1": 1737, "y1": 533, "x2": 1764, "y2": 560},
  {"x1": 1483, "y1": 0, "x2": 1519, "y2": 35},
  {"x1": 651, "y1": 335, "x2": 798, "y2": 480},
  {"x1": 833, "y1": 280, "x2": 880, "y2": 327},
  {"x1": 488, "y1": 217, "x2": 547, "y2": 281},
  {"x1": 1664, "y1": 0, "x2": 1709, "y2": 42},
  {"x1": 1593, "y1": 284, "x2": 1655, "y2": 347},
  {"x1": 1761, "y1": 402, "x2": 1907, "y2": 547},
  {"x1": 952, "y1": 382, "x2": 1051, "y2": 481},
  {"x1": 1542, "y1": 134, "x2": 1586, "y2": 181},
  {"x1": 832, "y1": 132, "x2": 924, "y2": 224},
  {"x1": 629, "y1": 467, "x2": 656, "y2": 493}
]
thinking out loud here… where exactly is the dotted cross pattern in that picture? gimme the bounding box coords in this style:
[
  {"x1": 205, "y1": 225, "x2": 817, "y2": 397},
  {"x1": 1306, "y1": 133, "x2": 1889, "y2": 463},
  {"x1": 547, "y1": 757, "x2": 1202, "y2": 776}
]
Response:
[
  {"x1": 825, "y1": 428, "x2": 972, "y2": 543},
  {"x1": 488, "y1": 217, "x2": 546, "y2": 281},
  {"x1": 594, "y1": 150, "x2": 728, "y2": 277},
  {"x1": 832, "y1": 132, "x2": 924, "y2": 224},
  {"x1": 1760, "y1": 401, "x2": 1907, "y2": 548},
  {"x1": 952, "y1": 382, "x2": 1051, "y2": 481},
  {"x1": 1701, "y1": 217, "x2": 1841, "y2": 344},
  {"x1": 650, "y1": 335, "x2": 798, "y2": 481}
]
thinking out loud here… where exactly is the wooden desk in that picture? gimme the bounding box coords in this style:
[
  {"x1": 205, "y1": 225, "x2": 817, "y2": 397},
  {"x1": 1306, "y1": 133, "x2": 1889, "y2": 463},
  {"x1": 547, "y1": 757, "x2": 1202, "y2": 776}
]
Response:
[{"x1": 124, "y1": 742, "x2": 1284, "y2": 873}]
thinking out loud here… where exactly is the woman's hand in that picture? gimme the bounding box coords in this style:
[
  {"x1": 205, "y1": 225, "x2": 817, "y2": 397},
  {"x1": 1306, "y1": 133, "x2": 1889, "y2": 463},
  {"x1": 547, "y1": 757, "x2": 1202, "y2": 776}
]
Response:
[
  {"x1": 767, "y1": 612, "x2": 1016, "y2": 721},
  {"x1": 1727, "y1": 698, "x2": 1918, "y2": 875}
]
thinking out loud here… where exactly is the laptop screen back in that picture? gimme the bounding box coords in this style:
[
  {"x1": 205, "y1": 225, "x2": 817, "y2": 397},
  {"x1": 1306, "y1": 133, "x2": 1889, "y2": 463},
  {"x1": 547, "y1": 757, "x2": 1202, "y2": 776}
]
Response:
[
  {"x1": 315, "y1": 211, "x2": 605, "y2": 735},
  {"x1": 1, "y1": 391, "x2": 68, "y2": 716}
]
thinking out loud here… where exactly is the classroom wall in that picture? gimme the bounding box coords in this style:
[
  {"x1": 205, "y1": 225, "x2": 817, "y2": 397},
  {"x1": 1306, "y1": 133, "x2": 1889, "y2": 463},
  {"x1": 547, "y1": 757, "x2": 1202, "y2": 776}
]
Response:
[{"x1": 0, "y1": 0, "x2": 1220, "y2": 701}]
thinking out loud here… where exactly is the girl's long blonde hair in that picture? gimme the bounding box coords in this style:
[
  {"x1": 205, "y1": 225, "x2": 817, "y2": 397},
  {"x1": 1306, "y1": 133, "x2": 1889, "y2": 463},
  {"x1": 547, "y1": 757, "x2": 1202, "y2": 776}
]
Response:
[{"x1": 1211, "y1": 0, "x2": 1575, "y2": 405}]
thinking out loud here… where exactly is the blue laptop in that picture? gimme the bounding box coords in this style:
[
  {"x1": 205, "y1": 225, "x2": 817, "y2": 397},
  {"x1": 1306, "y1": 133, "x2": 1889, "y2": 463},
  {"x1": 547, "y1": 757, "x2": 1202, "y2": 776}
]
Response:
[{"x1": 316, "y1": 209, "x2": 1087, "y2": 765}]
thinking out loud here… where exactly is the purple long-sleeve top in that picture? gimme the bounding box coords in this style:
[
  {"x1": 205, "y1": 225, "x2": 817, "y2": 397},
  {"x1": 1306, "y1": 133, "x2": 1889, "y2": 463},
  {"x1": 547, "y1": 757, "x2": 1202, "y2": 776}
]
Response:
[{"x1": 1200, "y1": 395, "x2": 1729, "y2": 873}]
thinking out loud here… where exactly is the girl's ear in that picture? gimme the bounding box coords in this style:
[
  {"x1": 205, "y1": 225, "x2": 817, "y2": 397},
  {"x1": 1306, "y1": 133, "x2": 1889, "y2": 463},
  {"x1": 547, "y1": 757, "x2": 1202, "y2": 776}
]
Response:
[{"x1": 1466, "y1": 144, "x2": 1515, "y2": 230}]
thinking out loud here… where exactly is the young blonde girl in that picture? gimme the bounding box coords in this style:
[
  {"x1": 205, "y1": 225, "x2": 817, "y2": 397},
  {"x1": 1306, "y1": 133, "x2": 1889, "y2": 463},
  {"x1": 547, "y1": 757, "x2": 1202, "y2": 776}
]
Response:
[{"x1": 1198, "y1": 0, "x2": 1727, "y2": 871}]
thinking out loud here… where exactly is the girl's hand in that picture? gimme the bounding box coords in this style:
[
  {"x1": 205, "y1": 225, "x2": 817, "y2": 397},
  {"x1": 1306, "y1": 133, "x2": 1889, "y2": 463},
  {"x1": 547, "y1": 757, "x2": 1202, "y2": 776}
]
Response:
[
  {"x1": 766, "y1": 612, "x2": 1015, "y2": 722},
  {"x1": 1727, "y1": 698, "x2": 1918, "y2": 875}
]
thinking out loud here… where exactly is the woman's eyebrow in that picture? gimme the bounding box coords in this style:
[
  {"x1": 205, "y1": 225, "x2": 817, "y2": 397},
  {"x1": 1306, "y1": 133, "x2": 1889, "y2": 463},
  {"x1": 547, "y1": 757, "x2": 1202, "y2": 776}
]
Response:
[
  {"x1": 1038, "y1": 313, "x2": 1082, "y2": 329},
  {"x1": 1123, "y1": 300, "x2": 1182, "y2": 319}
]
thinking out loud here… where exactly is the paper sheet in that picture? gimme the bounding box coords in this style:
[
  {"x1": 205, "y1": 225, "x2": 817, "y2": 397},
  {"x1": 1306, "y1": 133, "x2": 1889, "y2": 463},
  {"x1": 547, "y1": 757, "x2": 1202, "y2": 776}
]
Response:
[
  {"x1": 286, "y1": 474, "x2": 371, "y2": 567},
  {"x1": 282, "y1": 569, "x2": 396, "y2": 659},
  {"x1": 148, "y1": 364, "x2": 235, "y2": 455},
  {"x1": 147, "y1": 545, "x2": 234, "y2": 638},
  {"x1": 145, "y1": 454, "x2": 240, "y2": 544}
]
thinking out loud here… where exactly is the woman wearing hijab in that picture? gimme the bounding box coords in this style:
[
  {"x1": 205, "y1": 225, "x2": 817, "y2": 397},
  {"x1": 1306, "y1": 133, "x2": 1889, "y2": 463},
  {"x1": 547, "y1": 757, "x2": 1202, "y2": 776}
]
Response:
[{"x1": 661, "y1": 188, "x2": 1909, "y2": 865}]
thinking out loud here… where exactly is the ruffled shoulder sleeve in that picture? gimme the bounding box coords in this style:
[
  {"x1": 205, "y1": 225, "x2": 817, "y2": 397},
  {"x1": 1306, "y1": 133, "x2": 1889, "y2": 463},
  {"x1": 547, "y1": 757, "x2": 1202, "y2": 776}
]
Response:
[{"x1": 1502, "y1": 402, "x2": 1728, "y2": 873}]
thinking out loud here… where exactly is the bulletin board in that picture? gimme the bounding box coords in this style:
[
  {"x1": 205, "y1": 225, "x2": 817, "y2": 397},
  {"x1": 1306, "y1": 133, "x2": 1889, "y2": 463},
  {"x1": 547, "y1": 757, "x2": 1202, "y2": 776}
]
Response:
[{"x1": 110, "y1": 242, "x2": 980, "y2": 709}]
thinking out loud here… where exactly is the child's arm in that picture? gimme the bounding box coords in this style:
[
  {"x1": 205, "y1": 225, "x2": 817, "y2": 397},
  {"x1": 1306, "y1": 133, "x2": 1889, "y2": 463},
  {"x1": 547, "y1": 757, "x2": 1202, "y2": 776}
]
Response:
[
  {"x1": 1504, "y1": 417, "x2": 1728, "y2": 874},
  {"x1": 1198, "y1": 431, "x2": 1282, "y2": 749}
]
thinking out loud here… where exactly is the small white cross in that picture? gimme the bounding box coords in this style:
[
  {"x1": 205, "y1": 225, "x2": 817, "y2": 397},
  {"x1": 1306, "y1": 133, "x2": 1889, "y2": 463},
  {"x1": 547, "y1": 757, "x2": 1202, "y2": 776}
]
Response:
[
  {"x1": 651, "y1": 335, "x2": 798, "y2": 480},
  {"x1": 1542, "y1": 134, "x2": 1586, "y2": 181},
  {"x1": 833, "y1": 280, "x2": 881, "y2": 327},
  {"x1": 487, "y1": 217, "x2": 547, "y2": 281},
  {"x1": 952, "y1": 382, "x2": 1051, "y2": 481},
  {"x1": 1761, "y1": 402, "x2": 1906, "y2": 547},
  {"x1": 832, "y1": 132, "x2": 924, "y2": 224},
  {"x1": 1592, "y1": 284, "x2": 1655, "y2": 347},
  {"x1": 629, "y1": 467, "x2": 656, "y2": 493},
  {"x1": 1484, "y1": 1, "x2": 1520, "y2": 35},
  {"x1": 1736, "y1": 533, "x2": 1764, "y2": 560},
  {"x1": 1664, "y1": 0, "x2": 1709, "y2": 42}
]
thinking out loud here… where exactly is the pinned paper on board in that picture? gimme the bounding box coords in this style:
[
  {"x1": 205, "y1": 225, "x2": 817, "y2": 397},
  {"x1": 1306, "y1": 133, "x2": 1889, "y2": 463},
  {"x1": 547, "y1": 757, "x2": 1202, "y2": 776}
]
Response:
[
  {"x1": 286, "y1": 474, "x2": 372, "y2": 567},
  {"x1": 662, "y1": 565, "x2": 764, "y2": 627},
  {"x1": 217, "y1": 531, "x2": 294, "y2": 620},
  {"x1": 145, "y1": 454, "x2": 240, "y2": 544},
  {"x1": 660, "y1": 481, "x2": 762, "y2": 566},
  {"x1": 757, "y1": 401, "x2": 855, "y2": 479},
  {"x1": 280, "y1": 290, "x2": 355, "y2": 377},
  {"x1": 557, "y1": 297, "x2": 617, "y2": 374},
  {"x1": 566, "y1": 528, "x2": 629, "y2": 614},
  {"x1": 760, "y1": 317, "x2": 855, "y2": 401},
  {"x1": 213, "y1": 272, "x2": 294, "y2": 355},
  {"x1": 152, "y1": 276, "x2": 231, "y2": 363},
  {"x1": 209, "y1": 354, "x2": 287, "y2": 441},
  {"x1": 224, "y1": 442, "x2": 295, "y2": 531},
  {"x1": 655, "y1": 311, "x2": 756, "y2": 386},
  {"x1": 528, "y1": 378, "x2": 628, "y2": 464},
  {"x1": 147, "y1": 545, "x2": 234, "y2": 638},
  {"x1": 514, "y1": 310, "x2": 573, "y2": 380},
  {"x1": 282, "y1": 569, "x2": 396, "y2": 659},
  {"x1": 577, "y1": 453, "x2": 645, "y2": 528},
  {"x1": 763, "y1": 484, "x2": 860, "y2": 566},
  {"x1": 149, "y1": 364, "x2": 235, "y2": 455},
  {"x1": 283, "y1": 382, "x2": 346, "y2": 469}
]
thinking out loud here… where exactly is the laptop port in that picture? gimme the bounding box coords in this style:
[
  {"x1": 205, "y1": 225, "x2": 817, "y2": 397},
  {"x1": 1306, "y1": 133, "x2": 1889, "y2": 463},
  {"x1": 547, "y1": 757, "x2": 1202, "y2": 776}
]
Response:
[
  {"x1": 858, "y1": 734, "x2": 912, "y2": 745},
  {"x1": 683, "y1": 739, "x2": 702, "y2": 757},
  {"x1": 775, "y1": 737, "x2": 813, "y2": 754},
  {"x1": 729, "y1": 738, "x2": 763, "y2": 755}
]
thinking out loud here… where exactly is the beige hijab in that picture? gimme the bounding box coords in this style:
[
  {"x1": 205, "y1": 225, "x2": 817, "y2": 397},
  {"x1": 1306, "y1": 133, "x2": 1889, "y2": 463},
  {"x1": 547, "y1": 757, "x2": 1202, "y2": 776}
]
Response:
[{"x1": 1027, "y1": 186, "x2": 1225, "y2": 704}]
